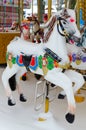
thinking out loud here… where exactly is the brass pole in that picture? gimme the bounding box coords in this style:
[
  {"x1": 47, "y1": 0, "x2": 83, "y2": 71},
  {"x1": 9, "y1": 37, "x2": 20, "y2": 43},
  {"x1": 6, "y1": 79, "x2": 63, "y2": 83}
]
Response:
[
  {"x1": 18, "y1": 0, "x2": 20, "y2": 25},
  {"x1": 65, "y1": 0, "x2": 67, "y2": 8},
  {"x1": 18, "y1": 0, "x2": 23, "y2": 25},
  {"x1": 76, "y1": 0, "x2": 80, "y2": 30},
  {"x1": 37, "y1": 0, "x2": 40, "y2": 21},
  {"x1": 32, "y1": 0, "x2": 33, "y2": 15},
  {"x1": 21, "y1": 0, "x2": 23, "y2": 21},
  {"x1": 48, "y1": 0, "x2": 52, "y2": 20}
]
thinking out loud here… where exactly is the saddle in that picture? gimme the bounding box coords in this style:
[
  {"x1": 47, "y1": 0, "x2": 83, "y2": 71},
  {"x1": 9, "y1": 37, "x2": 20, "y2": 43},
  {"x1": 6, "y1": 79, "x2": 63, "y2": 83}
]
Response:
[
  {"x1": 22, "y1": 55, "x2": 32, "y2": 70},
  {"x1": 22, "y1": 55, "x2": 38, "y2": 71}
]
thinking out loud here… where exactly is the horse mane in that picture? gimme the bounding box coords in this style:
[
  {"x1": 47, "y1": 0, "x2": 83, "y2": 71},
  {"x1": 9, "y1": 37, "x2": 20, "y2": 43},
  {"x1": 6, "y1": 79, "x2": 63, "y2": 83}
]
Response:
[
  {"x1": 43, "y1": 15, "x2": 56, "y2": 43},
  {"x1": 41, "y1": 14, "x2": 56, "y2": 29}
]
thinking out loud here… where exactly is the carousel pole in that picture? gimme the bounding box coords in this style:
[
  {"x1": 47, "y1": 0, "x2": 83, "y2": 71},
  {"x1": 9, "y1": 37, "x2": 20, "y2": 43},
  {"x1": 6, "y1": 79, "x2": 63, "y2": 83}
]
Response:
[
  {"x1": 76, "y1": 0, "x2": 80, "y2": 30},
  {"x1": 18, "y1": 0, "x2": 23, "y2": 25},
  {"x1": 65, "y1": 0, "x2": 67, "y2": 8},
  {"x1": 37, "y1": 0, "x2": 41, "y2": 22},
  {"x1": 32, "y1": 0, "x2": 33, "y2": 16},
  {"x1": 38, "y1": 82, "x2": 50, "y2": 122},
  {"x1": 48, "y1": 0, "x2": 52, "y2": 20},
  {"x1": 44, "y1": 83, "x2": 49, "y2": 113},
  {"x1": 37, "y1": 0, "x2": 45, "y2": 23},
  {"x1": 42, "y1": 0, "x2": 52, "y2": 115}
]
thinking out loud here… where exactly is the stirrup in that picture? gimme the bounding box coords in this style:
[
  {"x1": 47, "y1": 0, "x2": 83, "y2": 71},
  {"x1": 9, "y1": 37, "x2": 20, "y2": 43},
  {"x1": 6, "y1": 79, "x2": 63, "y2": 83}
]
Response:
[
  {"x1": 34, "y1": 80, "x2": 46, "y2": 111},
  {"x1": 34, "y1": 80, "x2": 57, "y2": 111}
]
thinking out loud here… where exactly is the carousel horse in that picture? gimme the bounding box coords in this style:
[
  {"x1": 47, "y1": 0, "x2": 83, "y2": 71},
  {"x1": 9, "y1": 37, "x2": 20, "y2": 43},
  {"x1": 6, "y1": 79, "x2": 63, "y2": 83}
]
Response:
[
  {"x1": 57, "y1": 9, "x2": 86, "y2": 99},
  {"x1": 30, "y1": 16, "x2": 44, "y2": 43},
  {"x1": 10, "y1": 21, "x2": 19, "y2": 31},
  {"x1": 2, "y1": 9, "x2": 84, "y2": 123}
]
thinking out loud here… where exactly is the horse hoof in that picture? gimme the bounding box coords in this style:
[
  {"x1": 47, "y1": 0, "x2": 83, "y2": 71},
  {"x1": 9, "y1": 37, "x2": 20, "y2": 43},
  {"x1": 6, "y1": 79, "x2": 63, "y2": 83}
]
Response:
[
  {"x1": 8, "y1": 98, "x2": 16, "y2": 106},
  {"x1": 58, "y1": 94, "x2": 65, "y2": 99},
  {"x1": 20, "y1": 94, "x2": 27, "y2": 102},
  {"x1": 65, "y1": 113, "x2": 75, "y2": 123}
]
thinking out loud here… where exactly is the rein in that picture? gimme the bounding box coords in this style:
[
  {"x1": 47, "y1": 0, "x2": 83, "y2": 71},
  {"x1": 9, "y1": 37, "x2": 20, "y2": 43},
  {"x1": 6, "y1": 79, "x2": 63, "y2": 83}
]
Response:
[{"x1": 57, "y1": 17, "x2": 80, "y2": 44}]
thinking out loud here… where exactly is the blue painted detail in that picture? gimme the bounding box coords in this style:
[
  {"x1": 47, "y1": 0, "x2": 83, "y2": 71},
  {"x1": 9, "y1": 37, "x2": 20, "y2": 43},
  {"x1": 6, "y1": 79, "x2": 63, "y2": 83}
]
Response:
[{"x1": 16, "y1": 55, "x2": 24, "y2": 67}]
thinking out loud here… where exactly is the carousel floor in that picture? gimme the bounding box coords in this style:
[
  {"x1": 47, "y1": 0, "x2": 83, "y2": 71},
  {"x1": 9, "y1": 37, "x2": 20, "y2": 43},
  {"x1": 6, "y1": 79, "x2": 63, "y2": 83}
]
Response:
[{"x1": 0, "y1": 66, "x2": 86, "y2": 130}]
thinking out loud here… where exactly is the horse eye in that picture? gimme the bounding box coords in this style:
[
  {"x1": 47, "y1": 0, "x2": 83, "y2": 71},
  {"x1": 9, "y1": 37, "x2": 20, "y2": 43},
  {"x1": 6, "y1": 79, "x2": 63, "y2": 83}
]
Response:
[{"x1": 63, "y1": 21, "x2": 66, "y2": 24}]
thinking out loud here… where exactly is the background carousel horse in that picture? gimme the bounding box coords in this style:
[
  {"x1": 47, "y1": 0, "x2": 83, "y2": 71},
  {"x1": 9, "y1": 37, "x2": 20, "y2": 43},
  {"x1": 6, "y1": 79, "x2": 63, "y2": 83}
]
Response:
[
  {"x1": 29, "y1": 16, "x2": 44, "y2": 43},
  {"x1": 2, "y1": 9, "x2": 84, "y2": 123},
  {"x1": 20, "y1": 21, "x2": 36, "y2": 43},
  {"x1": 10, "y1": 21, "x2": 20, "y2": 31},
  {"x1": 57, "y1": 9, "x2": 86, "y2": 99}
]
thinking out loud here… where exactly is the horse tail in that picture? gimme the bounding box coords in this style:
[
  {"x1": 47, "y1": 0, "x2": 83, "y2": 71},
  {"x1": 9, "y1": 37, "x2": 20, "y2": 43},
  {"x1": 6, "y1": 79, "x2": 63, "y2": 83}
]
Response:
[{"x1": 9, "y1": 74, "x2": 16, "y2": 91}]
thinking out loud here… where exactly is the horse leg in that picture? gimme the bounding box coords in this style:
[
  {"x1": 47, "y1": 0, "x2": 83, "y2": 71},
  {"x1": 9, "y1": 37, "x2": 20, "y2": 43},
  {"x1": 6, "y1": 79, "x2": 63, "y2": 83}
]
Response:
[
  {"x1": 15, "y1": 67, "x2": 27, "y2": 102},
  {"x1": 58, "y1": 70, "x2": 85, "y2": 99},
  {"x1": 2, "y1": 65, "x2": 19, "y2": 106},
  {"x1": 65, "y1": 70, "x2": 85, "y2": 93},
  {"x1": 44, "y1": 71, "x2": 76, "y2": 123}
]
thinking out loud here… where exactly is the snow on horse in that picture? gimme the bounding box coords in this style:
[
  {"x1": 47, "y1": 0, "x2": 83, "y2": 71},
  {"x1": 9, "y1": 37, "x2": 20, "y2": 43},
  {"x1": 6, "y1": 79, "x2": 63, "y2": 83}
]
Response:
[{"x1": 2, "y1": 9, "x2": 84, "y2": 123}]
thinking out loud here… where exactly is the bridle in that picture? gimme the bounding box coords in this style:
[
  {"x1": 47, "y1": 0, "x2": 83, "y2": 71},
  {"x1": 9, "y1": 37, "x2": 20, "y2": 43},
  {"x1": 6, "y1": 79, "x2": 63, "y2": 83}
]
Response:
[{"x1": 57, "y1": 16, "x2": 80, "y2": 44}]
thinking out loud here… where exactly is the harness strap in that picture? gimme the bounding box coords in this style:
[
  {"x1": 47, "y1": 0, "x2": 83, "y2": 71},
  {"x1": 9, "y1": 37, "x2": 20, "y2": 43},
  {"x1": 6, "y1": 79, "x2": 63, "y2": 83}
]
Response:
[
  {"x1": 44, "y1": 48, "x2": 62, "y2": 62},
  {"x1": 57, "y1": 17, "x2": 69, "y2": 37}
]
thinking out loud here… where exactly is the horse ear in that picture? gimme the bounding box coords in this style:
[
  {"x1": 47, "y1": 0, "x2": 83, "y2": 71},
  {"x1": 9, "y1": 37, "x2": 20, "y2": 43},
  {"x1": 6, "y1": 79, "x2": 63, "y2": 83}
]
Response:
[{"x1": 61, "y1": 8, "x2": 70, "y2": 18}]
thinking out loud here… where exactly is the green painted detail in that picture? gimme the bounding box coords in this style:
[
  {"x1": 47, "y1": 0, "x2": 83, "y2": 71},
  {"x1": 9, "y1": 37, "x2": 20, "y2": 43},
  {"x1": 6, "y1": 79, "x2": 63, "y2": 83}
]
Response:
[
  {"x1": 38, "y1": 55, "x2": 54, "y2": 70},
  {"x1": 38, "y1": 55, "x2": 43, "y2": 68},
  {"x1": 6, "y1": 52, "x2": 16, "y2": 64},
  {"x1": 47, "y1": 56, "x2": 54, "y2": 70},
  {"x1": 12, "y1": 57, "x2": 16, "y2": 64}
]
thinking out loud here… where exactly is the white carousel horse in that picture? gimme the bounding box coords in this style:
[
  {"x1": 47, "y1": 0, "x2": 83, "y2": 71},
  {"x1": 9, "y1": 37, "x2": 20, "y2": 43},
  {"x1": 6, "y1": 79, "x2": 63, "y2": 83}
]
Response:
[
  {"x1": 57, "y1": 9, "x2": 86, "y2": 99},
  {"x1": 2, "y1": 9, "x2": 84, "y2": 123}
]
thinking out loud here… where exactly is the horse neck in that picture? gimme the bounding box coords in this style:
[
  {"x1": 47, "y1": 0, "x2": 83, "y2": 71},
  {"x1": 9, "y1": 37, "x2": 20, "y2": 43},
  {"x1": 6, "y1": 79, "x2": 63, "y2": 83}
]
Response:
[
  {"x1": 67, "y1": 43, "x2": 82, "y2": 54},
  {"x1": 44, "y1": 23, "x2": 68, "y2": 59}
]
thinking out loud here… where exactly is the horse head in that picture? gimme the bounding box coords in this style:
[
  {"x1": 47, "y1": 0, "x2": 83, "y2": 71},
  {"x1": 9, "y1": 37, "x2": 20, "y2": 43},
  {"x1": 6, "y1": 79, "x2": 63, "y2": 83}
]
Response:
[{"x1": 59, "y1": 8, "x2": 81, "y2": 44}]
